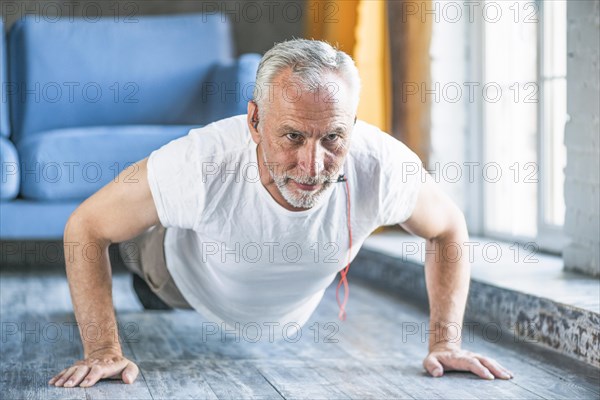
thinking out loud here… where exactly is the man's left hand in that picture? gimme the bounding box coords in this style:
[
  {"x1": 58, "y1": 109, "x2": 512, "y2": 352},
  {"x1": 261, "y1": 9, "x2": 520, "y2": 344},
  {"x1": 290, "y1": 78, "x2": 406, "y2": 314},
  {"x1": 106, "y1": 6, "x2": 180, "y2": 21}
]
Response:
[{"x1": 423, "y1": 345, "x2": 514, "y2": 380}]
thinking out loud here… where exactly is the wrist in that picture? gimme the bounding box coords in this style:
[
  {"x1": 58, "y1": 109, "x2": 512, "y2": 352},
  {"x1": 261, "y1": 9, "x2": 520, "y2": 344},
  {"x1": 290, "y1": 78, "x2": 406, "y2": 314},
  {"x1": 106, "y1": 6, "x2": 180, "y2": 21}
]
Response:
[
  {"x1": 429, "y1": 341, "x2": 461, "y2": 353},
  {"x1": 78, "y1": 320, "x2": 122, "y2": 358},
  {"x1": 85, "y1": 343, "x2": 123, "y2": 359},
  {"x1": 427, "y1": 319, "x2": 463, "y2": 352}
]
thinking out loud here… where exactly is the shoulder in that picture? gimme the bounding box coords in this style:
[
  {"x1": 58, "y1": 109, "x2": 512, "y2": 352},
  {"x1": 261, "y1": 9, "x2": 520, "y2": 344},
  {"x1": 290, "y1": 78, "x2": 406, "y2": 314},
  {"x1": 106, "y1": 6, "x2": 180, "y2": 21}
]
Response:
[
  {"x1": 349, "y1": 119, "x2": 419, "y2": 164},
  {"x1": 186, "y1": 114, "x2": 252, "y2": 161}
]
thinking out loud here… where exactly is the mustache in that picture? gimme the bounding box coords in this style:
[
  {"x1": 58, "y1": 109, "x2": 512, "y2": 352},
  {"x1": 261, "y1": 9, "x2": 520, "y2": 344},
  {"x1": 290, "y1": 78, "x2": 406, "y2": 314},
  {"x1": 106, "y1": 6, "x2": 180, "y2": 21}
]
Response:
[
  {"x1": 267, "y1": 164, "x2": 343, "y2": 186},
  {"x1": 283, "y1": 173, "x2": 338, "y2": 185}
]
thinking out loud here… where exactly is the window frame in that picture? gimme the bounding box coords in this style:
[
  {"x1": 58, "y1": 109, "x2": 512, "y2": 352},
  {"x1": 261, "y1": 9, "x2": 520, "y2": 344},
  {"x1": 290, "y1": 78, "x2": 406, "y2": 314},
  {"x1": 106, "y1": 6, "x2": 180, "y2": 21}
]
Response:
[
  {"x1": 536, "y1": 0, "x2": 568, "y2": 254},
  {"x1": 467, "y1": 0, "x2": 568, "y2": 255}
]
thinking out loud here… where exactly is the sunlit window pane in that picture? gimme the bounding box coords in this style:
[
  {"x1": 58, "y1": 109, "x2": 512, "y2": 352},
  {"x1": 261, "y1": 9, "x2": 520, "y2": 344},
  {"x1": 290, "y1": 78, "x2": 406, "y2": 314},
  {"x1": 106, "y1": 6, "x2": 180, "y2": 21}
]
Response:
[
  {"x1": 541, "y1": 0, "x2": 567, "y2": 226},
  {"x1": 483, "y1": 0, "x2": 538, "y2": 238}
]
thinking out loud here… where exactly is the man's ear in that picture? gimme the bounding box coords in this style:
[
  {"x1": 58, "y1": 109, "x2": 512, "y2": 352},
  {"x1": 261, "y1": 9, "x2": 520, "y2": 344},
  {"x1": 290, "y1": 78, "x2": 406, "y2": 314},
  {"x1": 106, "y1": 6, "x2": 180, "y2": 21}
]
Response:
[{"x1": 247, "y1": 101, "x2": 261, "y2": 142}]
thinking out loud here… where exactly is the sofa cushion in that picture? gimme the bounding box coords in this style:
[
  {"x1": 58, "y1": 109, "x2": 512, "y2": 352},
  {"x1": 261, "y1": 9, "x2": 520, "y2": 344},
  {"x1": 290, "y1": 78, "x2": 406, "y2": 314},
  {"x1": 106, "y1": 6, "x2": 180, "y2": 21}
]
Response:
[
  {"x1": 202, "y1": 53, "x2": 262, "y2": 122},
  {"x1": 9, "y1": 13, "x2": 234, "y2": 142},
  {"x1": 0, "y1": 136, "x2": 19, "y2": 199},
  {"x1": 0, "y1": 199, "x2": 81, "y2": 239},
  {"x1": 18, "y1": 125, "x2": 200, "y2": 200}
]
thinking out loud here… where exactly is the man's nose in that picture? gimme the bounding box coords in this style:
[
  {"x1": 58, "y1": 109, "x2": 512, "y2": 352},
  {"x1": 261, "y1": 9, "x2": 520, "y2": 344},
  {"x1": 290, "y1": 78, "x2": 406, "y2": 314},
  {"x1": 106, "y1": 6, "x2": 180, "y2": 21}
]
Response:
[{"x1": 297, "y1": 142, "x2": 325, "y2": 179}]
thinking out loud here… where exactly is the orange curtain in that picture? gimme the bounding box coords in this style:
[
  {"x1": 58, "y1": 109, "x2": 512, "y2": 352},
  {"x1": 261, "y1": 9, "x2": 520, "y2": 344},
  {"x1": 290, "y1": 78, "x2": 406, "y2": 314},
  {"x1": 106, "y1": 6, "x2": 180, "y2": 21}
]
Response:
[
  {"x1": 305, "y1": 0, "x2": 359, "y2": 55},
  {"x1": 306, "y1": 0, "x2": 392, "y2": 134},
  {"x1": 387, "y1": 0, "x2": 432, "y2": 164}
]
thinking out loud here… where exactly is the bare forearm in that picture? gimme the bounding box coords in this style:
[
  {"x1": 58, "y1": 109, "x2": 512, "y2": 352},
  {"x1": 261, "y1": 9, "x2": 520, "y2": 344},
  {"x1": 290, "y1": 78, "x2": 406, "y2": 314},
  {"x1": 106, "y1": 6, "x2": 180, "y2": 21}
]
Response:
[
  {"x1": 64, "y1": 225, "x2": 122, "y2": 358},
  {"x1": 424, "y1": 219, "x2": 470, "y2": 351}
]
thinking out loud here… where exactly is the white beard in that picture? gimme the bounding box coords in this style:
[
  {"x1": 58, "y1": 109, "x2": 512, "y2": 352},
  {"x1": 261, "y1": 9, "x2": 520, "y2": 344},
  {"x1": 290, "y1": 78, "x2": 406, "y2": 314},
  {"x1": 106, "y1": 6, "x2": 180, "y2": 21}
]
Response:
[{"x1": 260, "y1": 144, "x2": 338, "y2": 209}]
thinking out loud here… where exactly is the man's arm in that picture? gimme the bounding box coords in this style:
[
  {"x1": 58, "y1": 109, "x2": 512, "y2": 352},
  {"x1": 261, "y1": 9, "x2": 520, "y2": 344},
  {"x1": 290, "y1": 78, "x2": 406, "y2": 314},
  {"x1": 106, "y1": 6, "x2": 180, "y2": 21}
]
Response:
[
  {"x1": 400, "y1": 171, "x2": 513, "y2": 380},
  {"x1": 49, "y1": 157, "x2": 160, "y2": 388}
]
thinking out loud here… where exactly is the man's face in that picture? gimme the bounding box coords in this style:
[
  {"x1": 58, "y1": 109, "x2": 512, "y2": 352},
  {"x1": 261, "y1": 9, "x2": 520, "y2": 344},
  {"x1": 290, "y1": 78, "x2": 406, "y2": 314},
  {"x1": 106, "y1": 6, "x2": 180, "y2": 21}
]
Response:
[{"x1": 249, "y1": 69, "x2": 356, "y2": 211}]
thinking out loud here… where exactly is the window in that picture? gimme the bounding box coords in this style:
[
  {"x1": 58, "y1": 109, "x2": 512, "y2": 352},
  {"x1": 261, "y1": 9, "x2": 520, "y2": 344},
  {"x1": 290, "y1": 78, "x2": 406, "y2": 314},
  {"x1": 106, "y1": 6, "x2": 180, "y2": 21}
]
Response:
[
  {"x1": 538, "y1": 0, "x2": 567, "y2": 247},
  {"x1": 477, "y1": 0, "x2": 567, "y2": 253}
]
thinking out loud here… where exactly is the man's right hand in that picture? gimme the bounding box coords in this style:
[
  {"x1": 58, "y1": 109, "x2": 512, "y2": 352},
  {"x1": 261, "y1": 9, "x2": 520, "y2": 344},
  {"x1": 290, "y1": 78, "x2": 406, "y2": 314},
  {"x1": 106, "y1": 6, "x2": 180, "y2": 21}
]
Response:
[
  {"x1": 48, "y1": 349, "x2": 139, "y2": 388},
  {"x1": 56, "y1": 158, "x2": 157, "y2": 389}
]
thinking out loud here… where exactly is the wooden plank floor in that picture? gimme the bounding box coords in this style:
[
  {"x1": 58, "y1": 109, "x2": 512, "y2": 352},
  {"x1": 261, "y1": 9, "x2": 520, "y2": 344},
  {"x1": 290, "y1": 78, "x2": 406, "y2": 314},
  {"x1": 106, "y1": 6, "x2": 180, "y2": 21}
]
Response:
[{"x1": 1, "y1": 263, "x2": 599, "y2": 399}]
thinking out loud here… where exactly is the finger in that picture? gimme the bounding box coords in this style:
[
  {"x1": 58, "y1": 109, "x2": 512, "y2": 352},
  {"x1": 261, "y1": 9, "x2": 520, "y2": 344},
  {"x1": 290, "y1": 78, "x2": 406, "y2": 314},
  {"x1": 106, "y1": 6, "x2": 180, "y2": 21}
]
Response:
[
  {"x1": 479, "y1": 357, "x2": 513, "y2": 380},
  {"x1": 98, "y1": 361, "x2": 130, "y2": 381},
  {"x1": 423, "y1": 354, "x2": 444, "y2": 377},
  {"x1": 63, "y1": 366, "x2": 90, "y2": 388},
  {"x1": 80, "y1": 361, "x2": 125, "y2": 387},
  {"x1": 493, "y1": 359, "x2": 514, "y2": 378},
  {"x1": 121, "y1": 362, "x2": 139, "y2": 384},
  {"x1": 48, "y1": 368, "x2": 68, "y2": 385},
  {"x1": 54, "y1": 366, "x2": 78, "y2": 386},
  {"x1": 464, "y1": 358, "x2": 495, "y2": 380},
  {"x1": 80, "y1": 365, "x2": 103, "y2": 388}
]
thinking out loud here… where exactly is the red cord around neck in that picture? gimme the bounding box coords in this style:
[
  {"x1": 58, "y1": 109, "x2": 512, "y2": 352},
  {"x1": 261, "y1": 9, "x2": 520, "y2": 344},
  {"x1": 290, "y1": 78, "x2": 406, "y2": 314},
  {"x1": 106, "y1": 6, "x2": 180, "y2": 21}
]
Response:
[{"x1": 336, "y1": 178, "x2": 352, "y2": 321}]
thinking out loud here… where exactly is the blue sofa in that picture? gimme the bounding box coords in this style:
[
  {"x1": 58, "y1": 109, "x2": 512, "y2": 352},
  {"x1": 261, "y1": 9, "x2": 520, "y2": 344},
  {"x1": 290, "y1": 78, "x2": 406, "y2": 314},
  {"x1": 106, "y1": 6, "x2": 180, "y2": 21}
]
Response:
[{"x1": 0, "y1": 14, "x2": 260, "y2": 239}]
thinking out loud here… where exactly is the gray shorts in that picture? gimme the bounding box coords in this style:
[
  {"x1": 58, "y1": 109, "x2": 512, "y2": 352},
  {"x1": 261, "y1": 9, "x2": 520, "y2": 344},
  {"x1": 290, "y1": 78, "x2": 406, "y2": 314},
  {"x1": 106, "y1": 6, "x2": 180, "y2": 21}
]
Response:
[{"x1": 118, "y1": 225, "x2": 192, "y2": 309}]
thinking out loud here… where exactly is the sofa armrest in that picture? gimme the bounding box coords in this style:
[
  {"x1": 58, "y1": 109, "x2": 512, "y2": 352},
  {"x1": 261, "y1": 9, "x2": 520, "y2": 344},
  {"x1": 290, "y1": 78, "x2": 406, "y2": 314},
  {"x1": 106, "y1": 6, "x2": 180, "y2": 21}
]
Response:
[
  {"x1": 201, "y1": 53, "x2": 262, "y2": 123},
  {"x1": 0, "y1": 19, "x2": 9, "y2": 138},
  {"x1": 0, "y1": 137, "x2": 19, "y2": 200}
]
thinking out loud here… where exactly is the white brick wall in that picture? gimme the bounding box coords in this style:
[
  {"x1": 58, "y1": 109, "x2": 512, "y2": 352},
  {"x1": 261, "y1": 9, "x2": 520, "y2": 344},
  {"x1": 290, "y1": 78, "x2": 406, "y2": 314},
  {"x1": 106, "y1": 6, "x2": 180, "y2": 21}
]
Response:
[{"x1": 563, "y1": 0, "x2": 600, "y2": 277}]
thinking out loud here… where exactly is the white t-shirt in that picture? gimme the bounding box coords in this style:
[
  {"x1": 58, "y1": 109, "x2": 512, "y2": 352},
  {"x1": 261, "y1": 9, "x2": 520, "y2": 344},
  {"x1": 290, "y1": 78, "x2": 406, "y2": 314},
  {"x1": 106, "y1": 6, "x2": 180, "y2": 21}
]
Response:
[{"x1": 146, "y1": 114, "x2": 423, "y2": 340}]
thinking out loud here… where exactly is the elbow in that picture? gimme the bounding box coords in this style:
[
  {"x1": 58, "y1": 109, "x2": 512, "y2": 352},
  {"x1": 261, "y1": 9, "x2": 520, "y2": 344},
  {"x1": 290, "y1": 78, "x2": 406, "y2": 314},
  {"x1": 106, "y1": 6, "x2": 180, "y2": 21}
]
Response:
[
  {"x1": 64, "y1": 209, "x2": 87, "y2": 241},
  {"x1": 442, "y1": 209, "x2": 469, "y2": 242},
  {"x1": 63, "y1": 210, "x2": 111, "y2": 268},
  {"x1": 64, "y1": 209, "x2": 109, "y2": 247},
  {"x1": 431, "y1": 208, "x2": 468, "y2": 244},
  {"x1": 64, "y1": 211, "x2": 78, "y2": 240},
  {"x1": 453, "y1": 208, "x2": 468, "y2": 232}
]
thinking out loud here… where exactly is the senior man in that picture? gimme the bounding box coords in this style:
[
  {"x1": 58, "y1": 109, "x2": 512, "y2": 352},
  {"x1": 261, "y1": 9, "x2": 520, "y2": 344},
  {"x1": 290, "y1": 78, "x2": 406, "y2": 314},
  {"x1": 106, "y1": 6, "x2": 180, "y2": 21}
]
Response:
[{"x1": 50, "y1": 39, "x2": 513, "y2": 388}]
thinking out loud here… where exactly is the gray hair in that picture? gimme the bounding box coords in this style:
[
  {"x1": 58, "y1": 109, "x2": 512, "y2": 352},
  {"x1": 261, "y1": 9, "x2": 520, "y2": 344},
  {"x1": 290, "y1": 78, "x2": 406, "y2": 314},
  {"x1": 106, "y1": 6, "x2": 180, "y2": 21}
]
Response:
[{"x1": 252, "y1": 38, "x2": 361, "y2": 120}]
